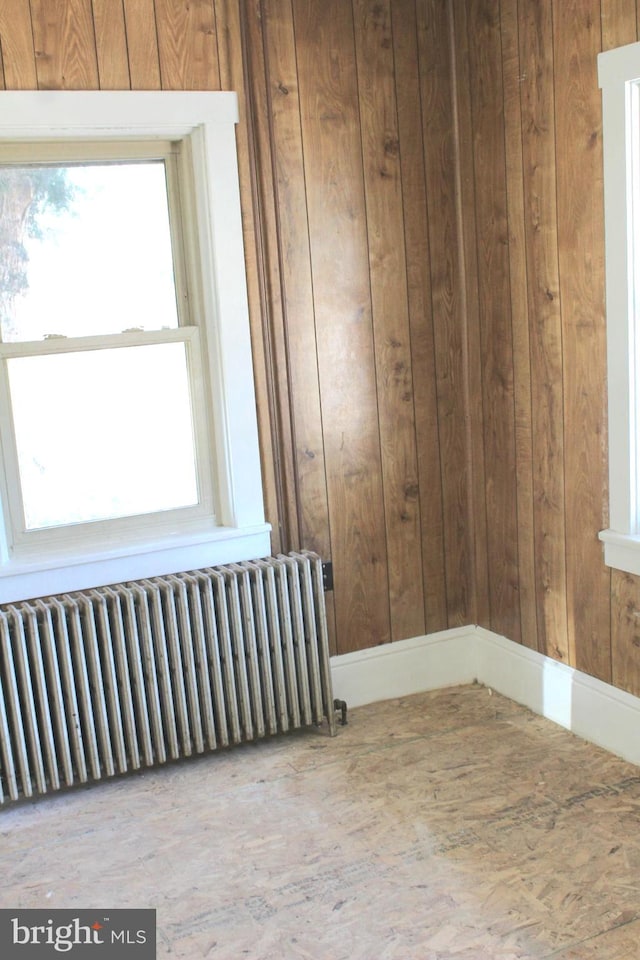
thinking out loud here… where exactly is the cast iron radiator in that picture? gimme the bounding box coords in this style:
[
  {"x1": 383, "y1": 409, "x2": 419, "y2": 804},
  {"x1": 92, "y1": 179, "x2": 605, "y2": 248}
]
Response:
[{"x1": 0, "y1": 551, "x2": 336, "y2": 804}]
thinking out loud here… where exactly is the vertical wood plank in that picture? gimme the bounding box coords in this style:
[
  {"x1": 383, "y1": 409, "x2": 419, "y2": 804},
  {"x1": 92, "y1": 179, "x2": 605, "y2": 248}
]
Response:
[
  {"x1": 239, "y1": 0, "x2": 300, "y2": 556},
  {"x1": 30, "y1": 0, "x2": 100, "y2": 89},
  {"x1": 352, "y1": 0, "x2": 425, "y2": 641},
  {"x1": 218, "y1": 0, "x2": 286, "y2": 561},
  {"x1": 245, "y1": 0, "x2": 338, "y2": 649},
  {"x1": 255, "y1": 0, "x2": 332, "y2": 558},
  {"x1": 293, "y1": 0, "x2": 391, "y2": 652},
  {"x1": 155, "y1": 0, "x2": 220, "y2": 90},
  {"x1": 601, "y1": 0, "x2": 637, "y2": 50},
  {"x1": 418, "y1": 0, "x2": 472, "y2": 626},
  {"x1": 553, "y1": 0, "x2": 611, "y2": 681},
  {"x1": 0, "y1": 0, "x2": 38, "y2": 89},
  {"x1": 500, "y1": 0, "x2": 538, "y2": 650},
  {"x1": 92, "y1": 0, "x2": 130, "y2": 89},
  {"x1": 463, "y1": 0, "x2": 520, "y2": 643},
  {"x1": 215, "y1": 0, "x2": 246, "y2": 92},
  {"x1": 612, "y1": 571, "x2": 640, "y2": 697},
  {"x1": 449, "y1": 0, "x2": 492, "y2": 635},
  {"x1": 122, "y1": 0, "x2": 161, "y2": 89},
  {"x1": 519, "y1": 0, "x2": 569, "y2": 662},
  {"x1": 391, "y1": 0, "x2": 448, "y2": 633}
]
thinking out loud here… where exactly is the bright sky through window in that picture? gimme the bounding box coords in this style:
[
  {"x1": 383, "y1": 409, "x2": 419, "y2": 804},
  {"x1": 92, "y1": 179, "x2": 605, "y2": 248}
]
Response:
[
  {"x1": 0, "y1": 158, "x2": 199, "y2": 531},
  {"x1": 1, "y1": 161, "x2": 179, "y2": 342}
]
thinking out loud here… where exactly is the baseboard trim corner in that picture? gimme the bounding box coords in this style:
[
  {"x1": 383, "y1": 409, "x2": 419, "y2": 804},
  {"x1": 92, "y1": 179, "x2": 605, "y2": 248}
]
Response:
[
  {"x1": 475, "y1": 626, "x2": 640, "y2": 767},
  {"x1": 330, "y1": 625, "x2": 640, "y2": 767}
]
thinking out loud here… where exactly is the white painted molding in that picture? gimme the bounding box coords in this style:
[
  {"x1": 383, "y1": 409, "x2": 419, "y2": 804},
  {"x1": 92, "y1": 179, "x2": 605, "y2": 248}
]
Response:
[
  {"x1": 330, "y1": 627, "x2": 478, "y2": 709},
  {"x1": 474, "y1": 627, "x2": 640, "y2": 767},
  {"x1": 598, "y1": 528, "x2": 640, "y2": 577},
  {"x1": 330, "y1": 626, "x2": 640, "y2": 767}
]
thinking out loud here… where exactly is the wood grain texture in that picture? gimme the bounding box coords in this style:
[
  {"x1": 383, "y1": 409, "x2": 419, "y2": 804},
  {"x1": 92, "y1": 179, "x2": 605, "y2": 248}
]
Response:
[
  {"x1": 213, "y1": 0, "x2": 239, "y2": 84},
  {"x1": 554, "y1": 0, "x2": 611, "y2": 681},
  {"x1": 499, "y1": 0, "x2": 538, "y2": 651},
  {"x1": 255, "y1": 0, "x2": 332, "y2": 558},
  {"x1": 611, "y1": 571, "x2": 640, "y2": 697},
  {"x1": 352, "y1": 0, "x2": 425, "y2": 641},
  {"x1": 518, "y1": 0, "x2": 569, "y2": 663},
  {"x1": 0, "y1": 0, "x2": 38, "y2": 88},
  {"x1": 219, "y1": 0, "x2": 285, "y2": 560},
  {"x1": 464, "y1": 0, "x2": 520, "y2": 643},
  {"x1": 293, "y1": 0, "x2": 391, "y2": 651},
  {"x1": 601, "y1": 0, "x2": 637, "y2": 49},
  {"x1": 449, "y1": 0, "x2": 490, "y2": 632},
  {"x1": 122, "y1": 0, "x2": 161, "y2": 89},
  {"x1": 92, "y1": 0, "x2": 130, "y2": 89},
  {"x1": 240, "y1": 0, "x2": 300, "y2": 556},
  {"x1": 30, "y1": 0, "x2": 99, "y2": 89},
  {"x1": 155, "y1": 0, "x2": 219, "y2": 89},
  {"x1": 247, "y1": 0, "x2": 338, "y2": 650},
  {"x1": 418, "y1": 0, "x2": 472, "y2": 627},
  {"x1": 391, "y1": 0, "x2": 448, "y2": 634}
]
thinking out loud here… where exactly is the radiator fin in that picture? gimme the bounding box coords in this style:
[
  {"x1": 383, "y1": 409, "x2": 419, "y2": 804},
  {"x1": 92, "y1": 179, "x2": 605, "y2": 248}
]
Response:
[{"x1": 0, "y1": 552, "x2": 335, "y2": 804}]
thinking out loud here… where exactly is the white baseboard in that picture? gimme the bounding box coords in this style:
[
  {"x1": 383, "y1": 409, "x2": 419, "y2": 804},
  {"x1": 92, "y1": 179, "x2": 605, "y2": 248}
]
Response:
[
  {"x1": 330, "y1": 626, "x2": 640, "y2": 767},
  {"x1": 329, "y1": 627, "x2": 478, "y2": 710}
]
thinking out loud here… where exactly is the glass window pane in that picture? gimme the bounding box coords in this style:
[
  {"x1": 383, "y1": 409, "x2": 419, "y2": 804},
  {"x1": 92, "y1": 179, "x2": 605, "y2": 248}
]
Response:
[
  {"x1": 0, "y1": 161, "x2": 180, "y2": 342},
  {"x1": 7, "y1": 342, "x2": 199, "y2": 530}
]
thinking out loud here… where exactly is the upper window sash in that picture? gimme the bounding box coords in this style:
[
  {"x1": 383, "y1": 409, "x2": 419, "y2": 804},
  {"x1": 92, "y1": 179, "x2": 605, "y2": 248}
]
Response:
[{"x1": 0, "y1": 143, "x2": 188, "y2": 343}]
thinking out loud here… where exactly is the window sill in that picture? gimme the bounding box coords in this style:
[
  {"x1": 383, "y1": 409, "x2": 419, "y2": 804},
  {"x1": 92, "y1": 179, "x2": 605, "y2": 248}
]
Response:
[
  {"x1": 599, "y1": 528, "x2": 640, "y2": 576},
  {"x1": 0, "y1": 522, "x2": 272, "y2": 605}
]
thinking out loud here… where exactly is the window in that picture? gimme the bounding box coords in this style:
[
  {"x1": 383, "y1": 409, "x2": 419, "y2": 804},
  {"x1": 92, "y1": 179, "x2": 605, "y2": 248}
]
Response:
[
  {"x1": 0, "y1": 92, "x2": 270, "y2": 603},
  {"x1": 1, "y1": 145, "x2": 206, "y2": 538}
]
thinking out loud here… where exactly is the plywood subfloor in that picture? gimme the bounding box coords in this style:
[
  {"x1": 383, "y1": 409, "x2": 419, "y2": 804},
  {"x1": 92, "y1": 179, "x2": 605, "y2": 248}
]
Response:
[{"x1": 1, "y1": 684, "x2": 640, "y2": 958}]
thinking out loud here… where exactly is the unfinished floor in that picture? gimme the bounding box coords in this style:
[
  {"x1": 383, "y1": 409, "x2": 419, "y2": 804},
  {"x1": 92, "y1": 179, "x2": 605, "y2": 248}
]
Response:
[{"x1": 1, "y1": 684, "x2": 640, "y2": 959}]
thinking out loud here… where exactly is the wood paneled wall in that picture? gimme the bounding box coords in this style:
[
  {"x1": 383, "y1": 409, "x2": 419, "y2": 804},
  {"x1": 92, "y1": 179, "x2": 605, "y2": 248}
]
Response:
[
  {"x1": 451, "y1": 0, "x2": 640, "y2": 694},
  {"x1": 4, "y1": 1, "x2": 640, "y2": 695},
  {"x1": 243, "y1": 0, "x2": 471, "y2": 654}
]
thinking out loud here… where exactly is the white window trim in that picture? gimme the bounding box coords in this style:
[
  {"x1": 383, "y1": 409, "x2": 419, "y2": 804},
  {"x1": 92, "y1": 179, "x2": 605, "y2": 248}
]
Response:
[
  {"x1": 0, "y1": 91, "x2": 270, "y2": 603},
  {"x1": 598, "y1": 42, "x2": 640, "y2": 575}
]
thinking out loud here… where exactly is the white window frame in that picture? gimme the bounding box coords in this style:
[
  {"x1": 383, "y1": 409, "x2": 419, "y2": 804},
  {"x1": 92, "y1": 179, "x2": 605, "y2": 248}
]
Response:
[
  {"x1": 0, "y1": 91, "x2": 270, "y2": 603},
  {"x1": 597, "y1": 42, "x2": 640, "y2": 575}
]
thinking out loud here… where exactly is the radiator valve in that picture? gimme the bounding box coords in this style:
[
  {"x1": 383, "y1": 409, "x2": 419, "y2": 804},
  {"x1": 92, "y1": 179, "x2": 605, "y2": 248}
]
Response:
[{"x1": 333, "y1": 699, "x2": 348, "y2": 726}]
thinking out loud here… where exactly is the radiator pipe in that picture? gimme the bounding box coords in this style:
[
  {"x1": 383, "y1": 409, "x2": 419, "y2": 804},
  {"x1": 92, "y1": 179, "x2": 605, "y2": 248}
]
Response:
[{"x1": 333, "y1": 699, "x2": 348, "y2": 726}]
